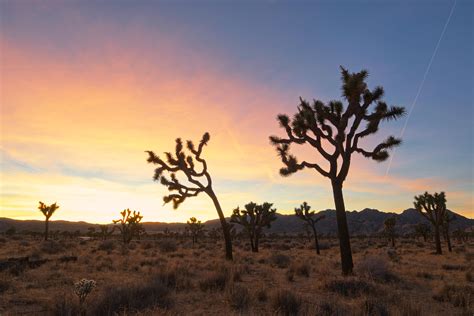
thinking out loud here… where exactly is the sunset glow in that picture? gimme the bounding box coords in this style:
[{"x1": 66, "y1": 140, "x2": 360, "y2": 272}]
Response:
[{"x1": 1, "y1": 1, "x2": 472, "y2": 223}]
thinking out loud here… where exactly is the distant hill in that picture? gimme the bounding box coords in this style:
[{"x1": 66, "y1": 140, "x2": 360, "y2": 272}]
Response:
[{"x1": 1, "y1": 208, "x2": 472, "y2": 236}]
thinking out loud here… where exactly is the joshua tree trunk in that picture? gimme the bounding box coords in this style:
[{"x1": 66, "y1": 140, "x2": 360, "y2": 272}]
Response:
[
  {"x1": 208, "y1": 190, "x2": 233, "y2": 260},
  {"x1": 391, "y1": 237, "x2": 395, "y2": 248},
  {"x1": 444, "y1": 228, "x2": 452, "y2": 252},
  {"x1": 44, "y1": 218, "x2": 49, "y2": 241},
  {"x1": 331, "y1": 180, "x2": 353, "y2": 275},
  {"x1": 254, "y1": 234, "x2": 259, "y2": 252},
  {"x1": 434, "y1": 225, "x2": 442, "y2": 254},
  {"x1": 311, "y1": 224, "x2": 320, "y2": 255}
]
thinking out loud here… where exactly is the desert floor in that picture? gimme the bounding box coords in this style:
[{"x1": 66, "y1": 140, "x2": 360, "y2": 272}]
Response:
[{"x1": 0, "y1": 235, "x2": 472, "y2": 315}]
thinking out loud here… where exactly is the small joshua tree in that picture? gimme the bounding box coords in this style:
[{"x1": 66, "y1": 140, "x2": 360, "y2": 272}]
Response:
[
  {"x1": 113, "y1": 209, "x2": 143, "y2": 244},
  {"x1": 384, "y1": 217, "x2": 397, "y2": 248},
  {"x1": 146, "y1": 132, "x2": 234, "y2": 260},
  {"x1": 414, "y1": 192, "x2": 447, "y2": 254},
  {"x1": 99, "y1": 225, "x2": 115, "y2": 240},
  {"x1": 270, "y1": 67, "x2": 405, "y2": 274},
  {"x1": 74, "y1": 279, "x2": 96, "y2": 314},
  {"x1": 414, "y1": 223, "x2": 431, "y2": 242},
  {"x1": 187, "y1": 217, "x2": 204, "y2": 246},
  {"x1": 294, "y1": 202, "x2": 325, "y2": 254},
  {"x1": 38, "y1": 201, "x2": 59, "y2": 241},
  {"x1": 230, "y1": 202, "x2": 277, "y2": 252},
  {"x1": 442, "y1": 212, "x2": 454, "y2": 252}
]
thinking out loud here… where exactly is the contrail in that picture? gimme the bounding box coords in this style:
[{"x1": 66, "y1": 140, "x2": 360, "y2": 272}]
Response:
[{"x1": 385, "y1": 0, "x2": 457, "y2": 176}]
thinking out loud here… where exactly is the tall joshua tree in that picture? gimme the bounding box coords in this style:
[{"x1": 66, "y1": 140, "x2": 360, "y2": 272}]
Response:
[
  {"x1": 230, "y1": 202, "x2": 277, "y2": 252},
  {"x1": 187, "y1": 217, "x2": 204, "y2": 246},
  {"x1": 270, "y1": 67, "x2": 405, "y2": 274},
  {"x1": 294, "y1": 202, "x2": 325, "y2": 254},
  {"x1": 384, "y1": 217, "x2": 397, "y2": 248},
  {"x1": 146, "y1": 133, "x2": 234, "y2": 260},
  {"x1": 38, "y1": 201, "x2": 59, "y2": 241},
  {"x1": 413, "y1": 192, "x2": 447, "y2": 254}
]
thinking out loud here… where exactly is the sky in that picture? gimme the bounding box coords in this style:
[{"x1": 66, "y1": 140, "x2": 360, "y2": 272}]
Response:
[{"x1": 0, "y1": 0, "x2": 472, "y2": 223}]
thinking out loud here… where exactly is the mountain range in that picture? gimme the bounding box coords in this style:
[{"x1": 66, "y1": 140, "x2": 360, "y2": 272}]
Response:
[{"x1": 1, "y1": 208, "x2": 472, "y2": 236}]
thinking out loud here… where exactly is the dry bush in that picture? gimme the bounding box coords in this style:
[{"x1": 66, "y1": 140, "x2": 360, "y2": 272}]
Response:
[
  {"x1": 53, "y1": 293, "x2": 81, "y2": 316},
  {"x1": 226, "y1": 284, "x2": 250, "y2": 312},
  {"x1": 433, "y1": 284, "x2": 474, "y2": 310},
  {"x1": 158, "y1": 239, "x2": 177, "y2": 253},
  {"x1": 356, "y1": 256, "x2": 396, "y2": 282},
  {"x1": 156, "y1": 263, "x2": 192, "y2": 290},
  {"x1": 325, "y1": 278, "x2": 376, "y2": 297},
  {"x1": 272, "y1": 289, "x2": 302, "y2": 316},
  {"x1": 40, "y1": 240, "x2": 65, "y2": 254},
  {"x1": 256, "y1": 286, "x2": 268, "y2": 302},
  {"x1": 270, "y1": 253, "x2": 291, "y2": 269},
  {"x1": 441, "y1": 264, "x2": 466, "y2": 271},
  {"x1": 199, "y1": 266, "x2": 229, "y2": 292},
  {"x1": 97, "y1": 240, "x2": 115, "y2": 252},
  {"x1": 91, "y1": 278, "x2": 173, "y2": 314},
  {"x1": 285, "y1": 268, "x2": 294, "y2": 282}
]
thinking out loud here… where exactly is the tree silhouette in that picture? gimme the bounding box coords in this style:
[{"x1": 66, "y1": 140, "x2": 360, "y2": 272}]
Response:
[
  {"x1": 230, "y1": 202, "x2": 277, "y2": 252},
  {"x1": 414, "y1": 192, "x2": 447, "y2": 254},
  {"x1": 384, "y1": 217, "x2": 397, "y2": 248},
  {"x1": 146, "y1": 133, "x2": 233, "y2": 260},
  {"x1": 38, "y1": 201, "x2": 59, "y2": 241},
  {"x1": 294, "y1": 202, "x2": 325, "y2": 254},
  {"x1": 269, "y1": 67, "x2": 405, "y2": 274},
  {"x1": 99, "y1": 225, "x2": 115, "y2": 240},
  {"x1": 414, "y1": 223, "x2": 431, "y2": 242},
  {"x1": 186, "y1": 217, "x2": 204, "y2": 246},
  {"x1": 442, "y1": 211, "x2": 454, "y2": 252},
  {"x1": 113, "y1": 209, "x2": 143, "y2": 244}
]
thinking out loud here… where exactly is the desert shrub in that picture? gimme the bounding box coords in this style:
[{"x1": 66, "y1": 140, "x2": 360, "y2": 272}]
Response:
[
  {"x1": 40, "y1": 240, "x2": 64, "y2": 254},
  {"x1": 0, "y1": 274, "x2": 11, "y2": 294},
  {"x1": 318, "y1": 241, "x2": 331, "y2": 250},
  {"x1": 441, "y1": 264, "x2": 465, "y2": 271},
  {"x1": 53, "y1": 294, "x2": 81, "y2": 316},
  {"x1": 315, "y1": 299, "x2": 348, "y2": 316},
  {"x1": 199, "y1": 267, "x2": 228, "y2": 292},
  {"x1": 356, "y1": 256, "x2": 396, "y2": 282},
  {"x1": 325, "y1": 278, "x2": 375, "y2": 297},
  {"x1": 361, "y1": 298, "x2": 389, "y2": 316},
  {"x1": 158, "y1": 239, "x2": 177, "y2": 253},
  {"x1": 386, "y1": 248, "x2": 399, "y2": 262},
  {"x1": 270, "y1": 253, "x2": 291, "y2": 269},
  {"x1": 96, "y1": 258, "x2": 114, "y2": 272},
  {"x1": 97, "y1": 240, "x2": 115, "y2": 252},
  {"x1": 416, "y1": 272, "x2": 435, "y2": 280},
  {"x1": 294, "y1": 262, "x2": 310, "y2": 277},
  {"x1": 433, "y1": 284, "x2": 474, "y2": 310},
  {"x1": 141, "y1": 241, "x2": 154, "y2": 250},
  {"x1": 274, "y1": 243, "x2": 291, "y2": 251},
  {"x1": 91, "y1": 279, "x2": 173, "y2": 314},
  {"x1": 286, "y1": 268, "x2": 295, "y2": 282},
  {"x1": 0, "y1": 237, "x2": 6, "y2": 243},
  {"x1": 226, "y1": 284, "x2": 250, "y2": 312},
  {"x1": 156, "y1": 263, "x2": 192, "y2": 290},
  {"x1": 272, "y1": 289, "x2": 301, "y2": 316},
  {"x1": 20, "y1": 240, "x2": 30, "y2": 247},
  {"x1": 466, "y1": 271, "x2": 473, "y2": 283}
]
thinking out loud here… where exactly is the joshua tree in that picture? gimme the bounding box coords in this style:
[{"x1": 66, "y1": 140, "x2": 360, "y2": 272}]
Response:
[
  {"x1": 270, "y1": 67, "x2": 405, "y2": 274},
  {"x1": 113, "y1": 209, "x2": 143, "y2": 244},
  {"x1": 294, "y1": 202, "x2": 325, "y2": 254},
  {"x1": 384, "y1": 217, "x2": 397, "y2": 248},
  {"x1": 187, "y1": 217, "x2": 204, "y2": 246},
  {"x1": 414, "y1": 192, "x2": 447, "y2": 254},
  {"x1": 38, "y1": 201, "x2": 59, "y2": 241},
  {"x1": 442, "y1": 212, "x2": 454, "y2": 252},
  {"x1": 230, "y1": 202, "x2": 277, "y2": 252},
  {"x1": 146, "y1": 133, "x2": 234, "y2": 260},
  {"x1": 99, "y1": 225, "x2": 115, "y2": 240},
  {"x1": 414, "y1": 223, "x2": 431, "y2": 242}
]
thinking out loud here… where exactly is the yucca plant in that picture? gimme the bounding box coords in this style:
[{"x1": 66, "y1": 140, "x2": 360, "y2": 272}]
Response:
[
  {"x1": 38, "y1": 201, "x2": 59, "y2": 241},
  {"x1": 270, "y1": 67, "x2": 405, "y2": 274},
  {"x1": 294, "y1": 202, "x2": 325, "y2": 254},
  {"x1": 414, "y1": 192, "x2": 447, "y2": 254},
  {"x1": 113, "y1": 209, "x2": 143, "y2": 244}
]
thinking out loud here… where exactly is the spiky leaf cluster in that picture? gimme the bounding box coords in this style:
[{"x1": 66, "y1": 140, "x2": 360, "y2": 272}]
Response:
[
  {"x1": 231, "y1": 202, "x2": 277, "y2": 231},
  {"x1": 146, "y1": 133, "x2": 211, "y2": 209},
  {"x1": 113, "y1": 209, "x2": 144, "y2": 243},
  {"x1": 414, "y1": 192, "x2": 447, "y2": 226},
  {"x1": 270, "y1": 67, "x2": 405, "y2": 182},
  {"x1": 38, "y1": 201, "x2": 59, "y2": 220},
  {"x1": 294, "y1": 202, "x2": 325, "y2": 226}
]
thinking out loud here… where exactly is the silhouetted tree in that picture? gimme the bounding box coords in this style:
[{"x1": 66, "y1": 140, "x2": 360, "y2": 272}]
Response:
[
  {"x1": 384, "y1": 217, "x2": 397, "y2": 248},
  {"x1": 442, "y1": 212, "x2": 454, "y2": 252},
  {"x1": 99, "y1": 225, "x2": 115, "y2": 240},
  {"x1": 230, "y1": 202, "x2": 277, "y2": 252},
  {"x1": 270, "y1": 67, "x2": 405, "y2": 274},
  {"x1": 414, "y1": 223, "x2": 431, "y2": 242},
  {"x1": 187, "y1": 217, "x2": 204, "y2": 246},
  {"x1": 294, "y1": 202, "x2": 325, "y2": 254},
  {"x1": 113, "y1": 209, "x2": 143, "y2": 244},
  {"x1": 414, "y1": 192, "x2": 447, "y2": 254},
  {"x1": 146, "y1": 133, "x2": 234, "y2": 260},
  {"x1": 38, "y1": 201, "x2": 59, "y2": 241}
]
